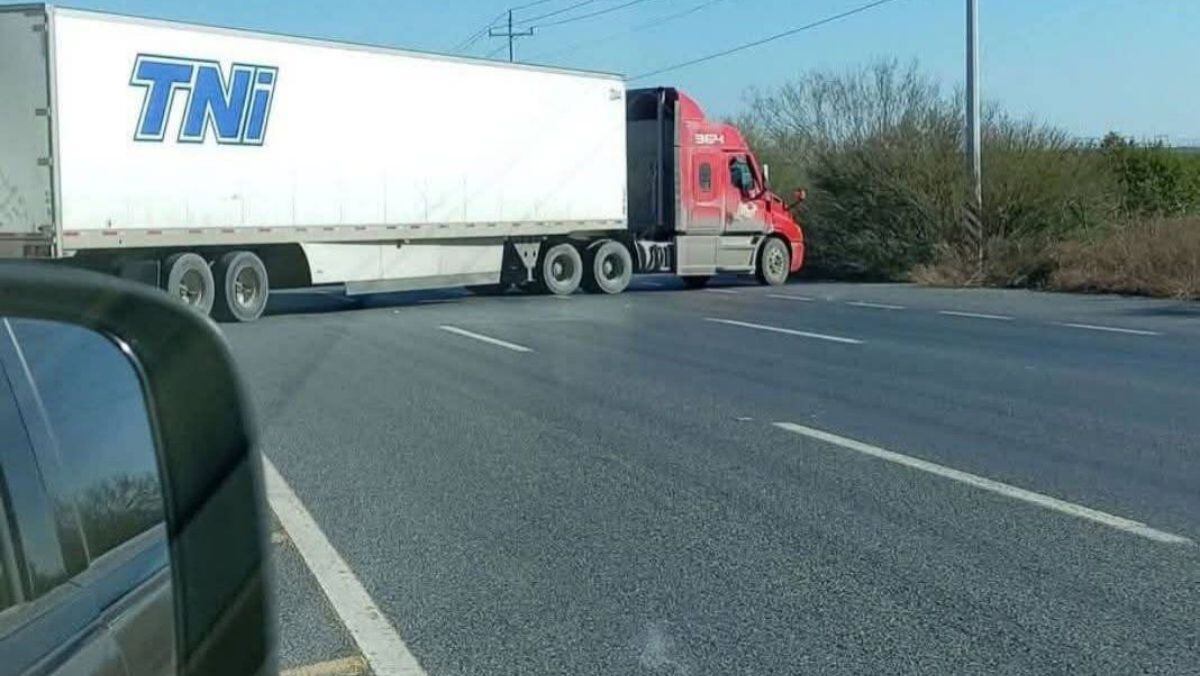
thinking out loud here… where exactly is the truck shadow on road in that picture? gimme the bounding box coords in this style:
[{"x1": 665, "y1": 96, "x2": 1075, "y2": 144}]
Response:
[
  {"x1": 263, "y1": 287, "x2": 466, "y2": 317},
  {"x1": 261, "y1": 275, "x2": 765, "y2": 319}
]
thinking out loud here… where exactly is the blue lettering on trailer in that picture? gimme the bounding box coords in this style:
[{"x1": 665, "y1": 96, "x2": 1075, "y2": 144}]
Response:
[{"x1": 130, "y1": 55, "x2": 278, "y2": 145}]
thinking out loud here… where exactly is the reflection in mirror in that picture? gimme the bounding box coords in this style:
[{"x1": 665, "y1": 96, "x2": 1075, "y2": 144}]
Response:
[{"x1": 0, "y1": 318, "x2": 175, "y2": 675}]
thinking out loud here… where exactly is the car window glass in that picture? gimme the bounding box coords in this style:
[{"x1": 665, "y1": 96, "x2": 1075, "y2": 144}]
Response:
[
  {"x1": 0, "y1": 367, "x2": 26, "y2": 612},
  {"x1": 699, "y1": 162, "x2": 712, "y2": 193},
  {"x1": 8, "y1": 319, "x2": 164, "y2": 562},
  {"x1": 0, "y1": 354, "x2": 67, "y2": 598}
]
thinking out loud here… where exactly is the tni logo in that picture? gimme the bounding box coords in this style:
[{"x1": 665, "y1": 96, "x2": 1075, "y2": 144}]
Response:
[{"x1": 131, "y1": 55, "x2": 277, "y2": 145}]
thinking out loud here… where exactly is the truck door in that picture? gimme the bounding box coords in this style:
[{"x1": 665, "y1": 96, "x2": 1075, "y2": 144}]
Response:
[{"x1": 687, "y1": 150, "x2": 723, "y2": 233}]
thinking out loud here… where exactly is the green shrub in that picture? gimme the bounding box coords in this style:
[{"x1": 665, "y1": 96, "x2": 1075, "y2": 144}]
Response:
[
  {"x1": 740, "y1": 59, "x2": 1120, "y2": 280},
  {"x1": 1101, "y1": 133, "x2": 1200, "y2": 216},
  {"x1": 740, "y1": 59, "x2": 963, "y2": 278}
]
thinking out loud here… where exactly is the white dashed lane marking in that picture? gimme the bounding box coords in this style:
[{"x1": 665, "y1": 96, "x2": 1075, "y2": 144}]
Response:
[
  {"x1": 774, "y1": 422, "x2": 1192, "y2": 545},
  {"x1": 1058, "y1": 322, "x2": 1160, "y2": 336},
  {"x1": 938, "y1": 310, "x2": 1014, "y2": 321},
  {"x1": 438, "y1": 325, "x2": 533, "y2": 352},
  {"x1": 704, "y1": 318, "x2": 863, "y2": 345}
]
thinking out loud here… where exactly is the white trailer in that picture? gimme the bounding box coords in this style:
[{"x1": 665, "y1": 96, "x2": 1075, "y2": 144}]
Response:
[{"x1": 0, "y1": 5, "x2": 631, "y2": 320}]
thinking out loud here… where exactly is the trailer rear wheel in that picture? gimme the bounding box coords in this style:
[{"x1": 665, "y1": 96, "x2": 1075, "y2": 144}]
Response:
[
  {"x1": 681, "y1": 275, "x2": 711, "y2": 289},
  {"x1": 535, "y1": 243, "x2": 583, "y2": 295},
  {"x1": 582, "y1": 240, "x2": 632, "y2": 294},
  {"x1": 213, "y1": 251, "x2": 270, "y2": 322},
  {"x1": 756, "y1": 238, "x2": 790, "y2": 286},
  {"x1": 162, "y1": 252, "x2": 215, "y2": 316}
]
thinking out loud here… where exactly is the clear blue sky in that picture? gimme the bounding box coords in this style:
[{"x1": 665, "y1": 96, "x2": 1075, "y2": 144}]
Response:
[{"x1": 13, "y1": 0, "x2": 1199, "y2": 141}]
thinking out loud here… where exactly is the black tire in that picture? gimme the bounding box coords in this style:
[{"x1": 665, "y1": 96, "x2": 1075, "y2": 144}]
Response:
[
  {"x1": 582, "y1": 240, "x2": 633, "y2": 294},
  {"x1": 162, "y1": 252, "x2": 215, "y2": 316},
  {"x1": 212, "y1": 251, "x2": 269, "y2": 322},
  {"x1": 534, "y1": 243, "x2": 583, "y2": 295},
  {"x1": 681, "y1": 275, "x2": 711, "y2": 289},
  {"x1": 755, "y1": 237, "x2": 791, "y2": 286}
]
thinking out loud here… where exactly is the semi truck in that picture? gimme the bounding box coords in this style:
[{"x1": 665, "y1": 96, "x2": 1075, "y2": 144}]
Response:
[{"x1": 0, "y1": 5, "x2": 805, "y2": 322}]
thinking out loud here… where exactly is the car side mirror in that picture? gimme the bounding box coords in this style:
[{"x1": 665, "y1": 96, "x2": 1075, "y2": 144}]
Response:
[{"x1": 0, "y1": 262, "x2": 270, "y2": 676}]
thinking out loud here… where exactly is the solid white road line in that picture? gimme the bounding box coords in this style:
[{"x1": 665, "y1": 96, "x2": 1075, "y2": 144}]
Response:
[
  {"x1": 773, "y1": 422, "x2": 1193, "y2": 545},
  {"x1": 704, "y1": 288, "x2": 740, "y2": 295},
  {"x1": 847, "y1": 301, "x2": 905, "y2": 310},
  {"x1": 938, "y1": 310, "x2": 1014, "y2": 321},
  {"x1": 263, "y1": 458, "x2": 428, "y2": 676},
  {"x1": 438, "y1": 325, "x2": 533, "y2": 352},
  {"x1": 704, "y1": 318, "x2": 863, "y2": 345},
  {"x1": 1058, "y1": 322, "x2": 1160, "y2": 336},
  {"x1": 768, "y1": 293, "x2": 815, "y2": 302}
]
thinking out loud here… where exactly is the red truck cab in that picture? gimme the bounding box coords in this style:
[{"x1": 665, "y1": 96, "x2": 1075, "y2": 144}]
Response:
[{"x1": 626, "y1": 87, "x2": 804, "y2": 285}]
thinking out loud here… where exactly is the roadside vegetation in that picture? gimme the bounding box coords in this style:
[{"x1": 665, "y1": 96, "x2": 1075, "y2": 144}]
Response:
[{"x1": 738, "y1": 59, "x2": 1200, "y2": 299}]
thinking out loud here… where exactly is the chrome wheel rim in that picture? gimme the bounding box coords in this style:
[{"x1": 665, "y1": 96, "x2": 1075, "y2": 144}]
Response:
[
  {"x1": 178, "y1": 269, "x2": 205, "y2": 306},
  {"x1": 233, "y1": 266, "x2": 260, "y2": 308},
  {"x1": 550, "y1": 253, "x2": 574, "y2": 282},
  {"x1": 766, "y1": 244, "x2": 787, "y2": 279},
  {"x1": 601, "y1": 252, "x2": 624, "y2": 281}
]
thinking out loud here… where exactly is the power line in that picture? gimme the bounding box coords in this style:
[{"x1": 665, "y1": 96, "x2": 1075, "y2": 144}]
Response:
[
  {"x1": 452, "y1": 11, "x2": 507, "y2": 53},
  {"x1": 531, "y1": 0, "x2": 661, "y2": 29},
  {"x1": 517, "y1": 0, "x2": 604, "y2": 26},
  {"x1": 511, "y1": 0, "x2": 564, "y2": 9},
  {"x1": 630, "y1": 0, "x2": 902, "y2": 81},
  {"x1": 528, "y1": 0, "x2": 726, "y2": 61},
  {"x1": 451, "y1": 0, "x2": 562, "y2": 53}
]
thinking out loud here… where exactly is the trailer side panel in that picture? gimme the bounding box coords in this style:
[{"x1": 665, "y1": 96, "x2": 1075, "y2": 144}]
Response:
[
  {"x1": 0, "y1": 6, "x2": 54, "y2": 256},
  {"x1": 49, "y1": 9, "x2": 628, "y2": 251}
]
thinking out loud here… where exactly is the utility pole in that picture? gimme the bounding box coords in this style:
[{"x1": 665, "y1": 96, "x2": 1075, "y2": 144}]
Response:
[
  {"x1": 489, "y1": 9, "x2": 534, "y2": 63},
  {"x1": 965, "y1": 0, "x2": 983, "y2": 276}
]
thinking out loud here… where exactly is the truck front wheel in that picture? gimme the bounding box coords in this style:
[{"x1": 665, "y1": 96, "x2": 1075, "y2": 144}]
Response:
[
  {"x1": 213, "y1": 251, "x2": 270, "y2": 322},
  {"x1": 162, "y1": 252, "x2": 215, "y2": 316},
  {"x1": 756, "y1": 238, "x2": 790, "y2": 286},
  {"x1": 582, "y1": 240, "x2": 632, "y2": 294},
  {"x1": 534, "y1": 243, "x2": 583, "y2": 296}
]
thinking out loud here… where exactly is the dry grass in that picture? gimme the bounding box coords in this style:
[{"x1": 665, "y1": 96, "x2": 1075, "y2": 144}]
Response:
[
  {"x1": 1049, "y1": 217, "x2": 1200, "y2": 299},
  {"x1": 910, "y1": 238, "x2": 1058, "y2": 289},
  {"x1": 913, "y1": 218, "x2": 1200, "y2": 299}
]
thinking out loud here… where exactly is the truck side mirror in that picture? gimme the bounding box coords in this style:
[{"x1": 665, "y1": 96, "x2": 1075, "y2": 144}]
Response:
[{"x1": 787, "y1": 188, "x2": 807, "y2": 211}]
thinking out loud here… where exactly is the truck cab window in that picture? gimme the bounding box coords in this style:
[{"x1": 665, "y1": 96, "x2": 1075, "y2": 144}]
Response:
[
  {"x1": 729, "y1": 157, "x2": 755, "y2": 195},
  {"x1": 698, "y1": 162, "x2": 713, "y2": 193}
]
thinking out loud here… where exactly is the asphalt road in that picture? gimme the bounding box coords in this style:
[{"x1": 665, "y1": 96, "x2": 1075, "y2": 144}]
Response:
[{"x1": 222, "y1": 277, "x2": 1200, "y2": 675}]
